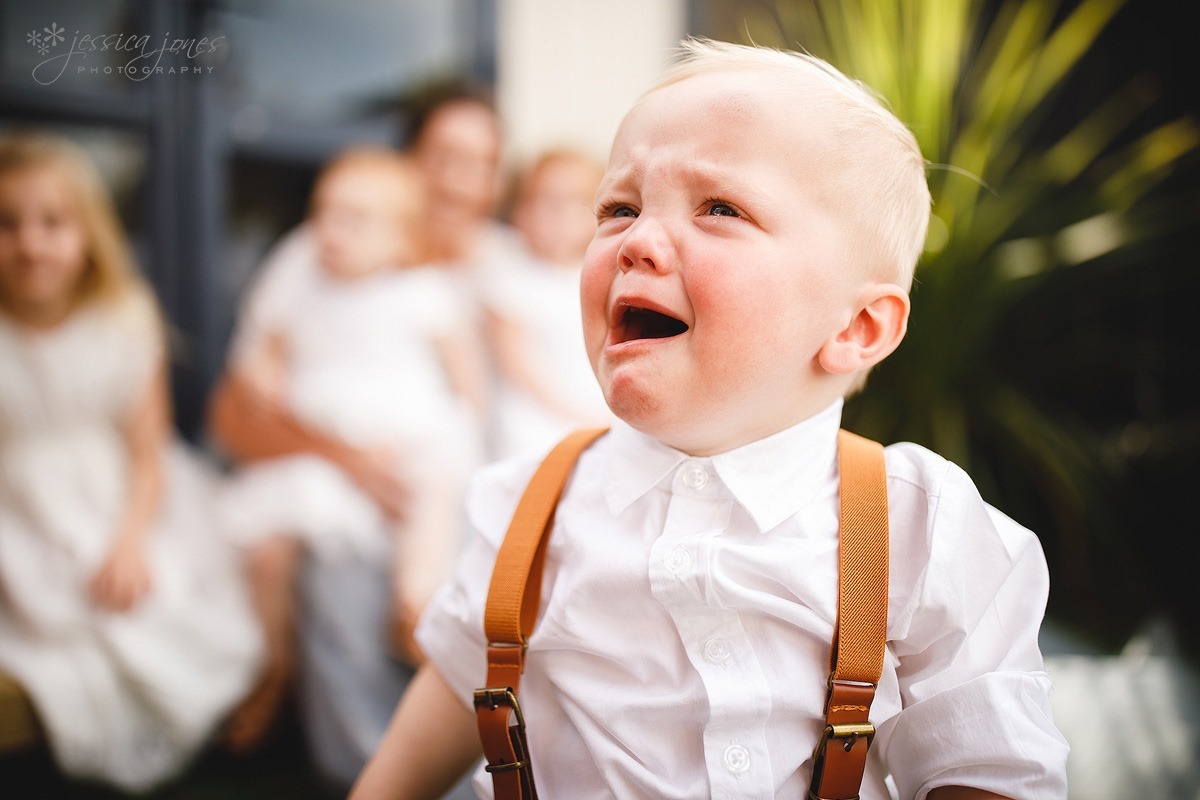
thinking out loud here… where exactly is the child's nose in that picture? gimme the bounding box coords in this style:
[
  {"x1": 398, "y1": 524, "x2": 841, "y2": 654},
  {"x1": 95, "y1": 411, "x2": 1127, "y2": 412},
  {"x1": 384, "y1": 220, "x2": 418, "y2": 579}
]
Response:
[
  {"x1": 619, "y1": 252, "x2": 654, "y2": 272},
  {"x1": 617, "y1": 219, "x2": 672, "y2": 275}
]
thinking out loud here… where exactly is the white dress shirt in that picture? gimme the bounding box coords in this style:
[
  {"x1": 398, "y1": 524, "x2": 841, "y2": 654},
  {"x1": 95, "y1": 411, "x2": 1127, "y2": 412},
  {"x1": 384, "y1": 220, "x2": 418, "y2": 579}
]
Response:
[{"x1": 417, "y1": 400, "x2": 1069, "y2": 799}]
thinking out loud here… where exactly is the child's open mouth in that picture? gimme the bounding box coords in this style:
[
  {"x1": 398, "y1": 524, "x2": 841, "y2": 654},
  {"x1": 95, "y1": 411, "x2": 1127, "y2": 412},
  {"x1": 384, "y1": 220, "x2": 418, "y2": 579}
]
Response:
[{"x1": 614, "y1": 305, "x2": 689, "y2": 344}]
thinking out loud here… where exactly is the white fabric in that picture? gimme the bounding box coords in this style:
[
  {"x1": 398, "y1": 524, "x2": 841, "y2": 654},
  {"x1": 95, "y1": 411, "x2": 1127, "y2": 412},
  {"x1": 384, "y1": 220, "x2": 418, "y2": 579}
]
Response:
[
  {"x1": 282, "y1": 265, "x2": 463, "y2": 448},
  {"x1": 447, "y1": 221, "x2": 524, "y2": 315},
  {"x1": 418, "y1": 399, "x2": 1069, "y2": 799},
  {"x1": 0, "y1": 299, "x2": 262, "y2": 792},
  {"x1": 226, "y1": 224, "x2": 319, "y2": 367},
  {"x1": 221, "y1": 225, "x2": 489, "y2": 791},
  {"x1": 220, "y1": 246, "x2": 481, "y2": 561},
  {"x1": 480, "y1": 250, "x2": 613, "y2": 460}
]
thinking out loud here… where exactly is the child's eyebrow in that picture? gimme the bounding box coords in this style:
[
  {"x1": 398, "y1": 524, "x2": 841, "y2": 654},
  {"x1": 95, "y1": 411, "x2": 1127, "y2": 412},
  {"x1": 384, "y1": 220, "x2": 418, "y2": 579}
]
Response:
[
  {"x1": 674, "y1": 162, "x2": 747, "y2": 196},
  {"x1": 595, "y1": 163, "x2": 643, "y2": 199}
]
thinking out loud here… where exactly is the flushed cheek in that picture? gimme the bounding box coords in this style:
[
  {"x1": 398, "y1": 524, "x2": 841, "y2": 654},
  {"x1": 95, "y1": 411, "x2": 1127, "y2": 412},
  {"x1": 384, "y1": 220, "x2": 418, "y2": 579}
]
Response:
[
  {"x1": 686, "y1": 273, "x2": 760, "y2": 347},
  {"x1": 688, "y1": 296, "x2": 800, "y2": 394},
  {"x1": 579, "y1": 257, "x2": 615, "y2": 356}
]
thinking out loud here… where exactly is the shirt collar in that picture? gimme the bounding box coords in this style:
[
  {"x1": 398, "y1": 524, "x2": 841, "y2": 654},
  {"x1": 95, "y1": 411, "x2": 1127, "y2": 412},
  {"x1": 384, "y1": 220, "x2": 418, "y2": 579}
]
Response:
[
  {"x1": 601, "y1": 399, "x2": 844, "y2": 533},
  {"x1": 710, "y1": 399, "x2": 843, "y2": 533},
  {"x1": 602, "y1": 420, "x2": 688, "y2": 515}
]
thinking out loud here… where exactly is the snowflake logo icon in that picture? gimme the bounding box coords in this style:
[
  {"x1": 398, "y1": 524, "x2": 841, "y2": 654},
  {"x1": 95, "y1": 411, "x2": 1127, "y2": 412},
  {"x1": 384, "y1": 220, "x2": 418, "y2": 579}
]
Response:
[
  {"x1": 26, "y1": 29, "x2": 42, "y2": 47},
  {"x1": 42, "y1": 23, "x2": 65, "y2": 47},
  {"x1": 37, "y1": 43, "x2": 50, "y2": 55}
]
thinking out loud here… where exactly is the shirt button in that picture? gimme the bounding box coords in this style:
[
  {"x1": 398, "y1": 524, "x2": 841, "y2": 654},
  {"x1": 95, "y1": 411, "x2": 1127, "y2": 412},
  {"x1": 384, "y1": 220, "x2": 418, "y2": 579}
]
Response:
[
  {"x1": 703, "y1": 637, "x2": 732, "y2": 664},
  {"x1": 681, "y1": 463, "x2": 710, "y2": 490},
  {"x1": 723, "y1": 743, "x2": 750, "y2": 774},
  {"x1": 665, "y1": 546, "x2": 692, "y2": 574}
]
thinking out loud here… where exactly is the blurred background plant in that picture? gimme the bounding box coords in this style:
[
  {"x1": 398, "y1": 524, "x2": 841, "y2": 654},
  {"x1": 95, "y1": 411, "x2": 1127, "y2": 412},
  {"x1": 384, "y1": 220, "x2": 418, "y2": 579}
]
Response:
[{"x1": 714, "y1": 0, "x2": 1200, "y2": 655}]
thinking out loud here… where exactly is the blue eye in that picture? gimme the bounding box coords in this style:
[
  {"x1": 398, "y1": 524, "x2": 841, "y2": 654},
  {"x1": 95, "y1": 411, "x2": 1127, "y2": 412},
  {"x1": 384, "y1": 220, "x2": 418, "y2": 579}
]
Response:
[
  {"x1": 597, "y1": 202, "x2": 637, "y2": 222},
  {"x1": 706, "y1": 201, "x2": 739, "y2": 217}
]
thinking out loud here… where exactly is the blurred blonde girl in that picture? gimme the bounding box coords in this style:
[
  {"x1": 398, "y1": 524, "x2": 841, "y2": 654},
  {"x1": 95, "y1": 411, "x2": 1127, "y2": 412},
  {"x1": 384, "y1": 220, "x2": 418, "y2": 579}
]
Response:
[{"x1": 0, "y1": 132, "x2": 261, "y2": 792}]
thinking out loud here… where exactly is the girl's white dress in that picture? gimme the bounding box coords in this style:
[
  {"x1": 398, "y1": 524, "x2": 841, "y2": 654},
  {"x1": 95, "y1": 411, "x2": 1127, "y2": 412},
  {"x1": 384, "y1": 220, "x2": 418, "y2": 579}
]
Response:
[{"x1": 0, "y1": 298, "x2": 262, "y2": 792}]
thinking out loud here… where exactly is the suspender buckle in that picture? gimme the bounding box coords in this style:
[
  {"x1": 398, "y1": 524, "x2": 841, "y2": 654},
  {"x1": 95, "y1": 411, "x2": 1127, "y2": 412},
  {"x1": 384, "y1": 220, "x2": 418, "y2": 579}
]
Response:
[
  {"x1": 474, "y1": 687, "x2": 531, "y2": 774},
  {"x1": 808, "y1": 720, "x2": 875, "y2": 800},
  {"x1": 474, "y1": 686, "x2": 538, "y2": 795},
  {"x1": 474, "y1": 687, "x2": 527, "y2": 729},
  {"x1": 812, "y1": 721, "x2": 875, "y2": 758}
]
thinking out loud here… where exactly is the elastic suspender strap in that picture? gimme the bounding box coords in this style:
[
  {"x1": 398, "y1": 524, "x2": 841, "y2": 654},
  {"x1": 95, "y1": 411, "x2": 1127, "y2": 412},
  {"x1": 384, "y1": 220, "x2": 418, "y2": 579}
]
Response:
[
  {"x1": 476, "y1": 428, "x2": 608, "y2": 800},
  {"x1": 809, "y1": 429, "x2": 889, "y2": 800}
]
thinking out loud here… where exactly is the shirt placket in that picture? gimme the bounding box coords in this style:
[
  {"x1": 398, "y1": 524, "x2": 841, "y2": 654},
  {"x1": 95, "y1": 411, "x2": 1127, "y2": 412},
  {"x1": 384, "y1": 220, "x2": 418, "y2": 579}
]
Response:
[{"x1": 648, "y1": 459, "x2": 776, "y2": 799}]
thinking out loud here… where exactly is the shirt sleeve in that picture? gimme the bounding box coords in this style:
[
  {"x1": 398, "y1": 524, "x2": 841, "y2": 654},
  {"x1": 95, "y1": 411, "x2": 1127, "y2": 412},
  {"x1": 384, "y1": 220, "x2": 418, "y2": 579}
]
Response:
[
  {"x1": 415, "y1": 455, "x2": 541, "y2": 708},
  {"x1": 877, "y1": 450, "x2": 1070, "y2": 799}
]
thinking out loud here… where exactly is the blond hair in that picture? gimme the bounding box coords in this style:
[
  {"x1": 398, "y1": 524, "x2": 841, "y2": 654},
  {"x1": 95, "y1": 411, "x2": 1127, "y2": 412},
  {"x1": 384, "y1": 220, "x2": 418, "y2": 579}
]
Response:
[
  {"x1": 652, "y1": 38, "x2": 930, "y2": 289},
  {"x1": 0, "y1": 131, "x2": 157, "y2": 320}
]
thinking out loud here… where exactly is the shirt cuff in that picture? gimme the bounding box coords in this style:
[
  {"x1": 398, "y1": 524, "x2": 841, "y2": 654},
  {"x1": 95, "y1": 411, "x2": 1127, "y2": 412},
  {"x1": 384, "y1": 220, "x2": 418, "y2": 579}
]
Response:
[{"x1": 878, "y1": 671, "x2": 1069, "y2": 799}]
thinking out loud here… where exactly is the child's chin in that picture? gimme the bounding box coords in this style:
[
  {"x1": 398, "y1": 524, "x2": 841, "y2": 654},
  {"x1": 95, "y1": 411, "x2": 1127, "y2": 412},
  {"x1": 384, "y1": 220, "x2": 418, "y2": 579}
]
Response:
[{"x1": 603, "y1": 377, "x2": 673, "y2": 431}]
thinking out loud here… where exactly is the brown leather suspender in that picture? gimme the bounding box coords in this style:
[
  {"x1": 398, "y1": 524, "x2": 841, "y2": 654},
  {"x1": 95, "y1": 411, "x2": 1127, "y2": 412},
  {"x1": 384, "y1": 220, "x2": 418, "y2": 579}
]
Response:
[
  {"x1": 474, "y1": 428, "x2": 608, "y2": 800},
  {"x1": 474, "y1": 428, "x2": 889, "y2": 800},
  {"x1": 809, "y1": 430, "x2": 889, "y2": 800}
]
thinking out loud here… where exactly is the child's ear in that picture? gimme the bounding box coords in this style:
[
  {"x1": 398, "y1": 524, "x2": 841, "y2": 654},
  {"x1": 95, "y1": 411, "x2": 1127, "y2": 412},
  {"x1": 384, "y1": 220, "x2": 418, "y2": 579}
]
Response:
[{"x1": 817, "y1": 284, "x2": 910, "y2": 376}]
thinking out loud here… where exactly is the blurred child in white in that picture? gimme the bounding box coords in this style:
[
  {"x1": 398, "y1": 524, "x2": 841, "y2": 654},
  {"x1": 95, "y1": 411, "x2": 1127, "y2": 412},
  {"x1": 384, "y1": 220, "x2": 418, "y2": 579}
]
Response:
[
  {"x1": 0, "y1": 132, "x2": 261, "y2": 792},
  {"x1": 217, "y1": 147, "x2": 485, "y2": 757},
  {"x1": 483, "y1": 149, "x2": 613, "y2": 459},
  {"x1": 209, "y1": 100, "x2": 501, "y2": 795}
]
